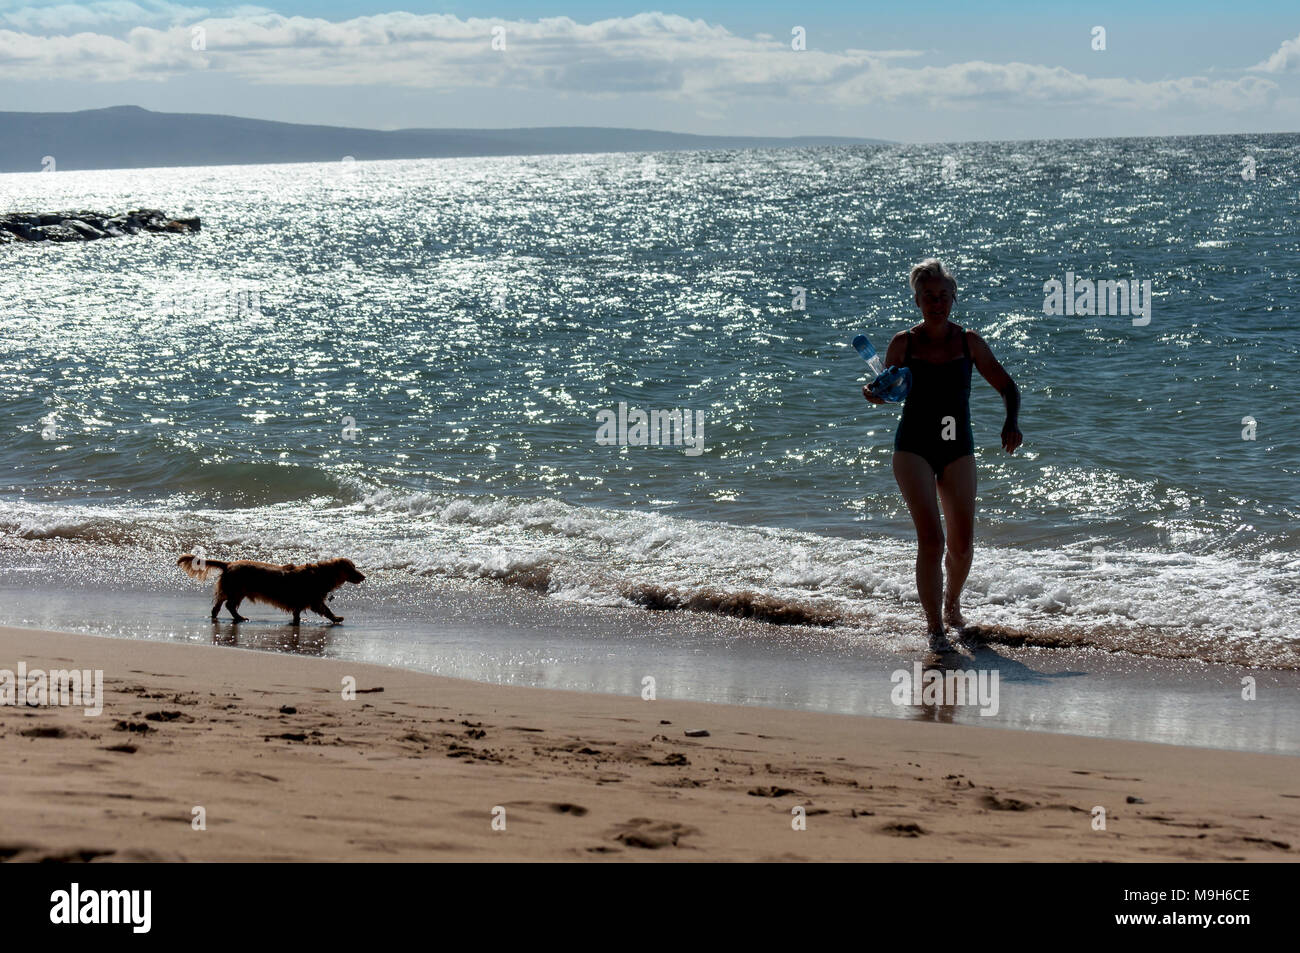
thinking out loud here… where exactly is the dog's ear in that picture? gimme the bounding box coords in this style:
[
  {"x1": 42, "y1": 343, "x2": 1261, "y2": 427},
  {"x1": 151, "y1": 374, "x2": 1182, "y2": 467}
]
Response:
[{"x1": 331, "y1": 559, "x2": 353, "y2": 586}]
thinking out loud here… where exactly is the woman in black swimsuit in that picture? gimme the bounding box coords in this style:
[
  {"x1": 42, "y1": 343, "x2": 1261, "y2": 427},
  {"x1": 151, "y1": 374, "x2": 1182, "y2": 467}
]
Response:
[{"x1": 863, "y1": 259, "x2": 1022, "y2": 652}]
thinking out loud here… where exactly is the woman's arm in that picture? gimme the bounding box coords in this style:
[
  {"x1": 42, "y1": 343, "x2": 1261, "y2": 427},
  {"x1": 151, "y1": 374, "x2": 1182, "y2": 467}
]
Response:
[{"x1": 968, "y1": 331, "x2": 1023, "y2": 453}]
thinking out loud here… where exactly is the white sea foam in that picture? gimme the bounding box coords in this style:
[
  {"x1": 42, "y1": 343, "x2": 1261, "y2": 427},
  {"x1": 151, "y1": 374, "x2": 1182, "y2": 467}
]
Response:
[{"x1": 1, "y1": 491, "x2": 1295, "y2": 667}]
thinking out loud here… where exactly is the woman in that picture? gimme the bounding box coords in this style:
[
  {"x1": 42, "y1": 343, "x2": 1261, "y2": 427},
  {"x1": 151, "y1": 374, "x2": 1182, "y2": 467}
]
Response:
[{"x1": 863, "y1": 259, "x2": 1022, "y2": 653}]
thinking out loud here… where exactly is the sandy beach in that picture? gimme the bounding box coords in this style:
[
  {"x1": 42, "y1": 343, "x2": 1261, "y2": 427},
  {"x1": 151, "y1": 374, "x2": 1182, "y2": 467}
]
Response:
[{"x1": 2, "y1": 623, "x2": 1296, "y2": 862}]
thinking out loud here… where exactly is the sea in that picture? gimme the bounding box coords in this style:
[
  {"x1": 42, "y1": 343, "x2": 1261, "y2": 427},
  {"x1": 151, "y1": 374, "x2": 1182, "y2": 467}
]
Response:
[{"x1": 2, "y1": 135, "x2": 1298, "y2": 751}]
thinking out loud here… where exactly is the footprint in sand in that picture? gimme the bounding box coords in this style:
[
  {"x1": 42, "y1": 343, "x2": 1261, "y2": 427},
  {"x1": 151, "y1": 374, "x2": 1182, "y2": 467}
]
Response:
[
  {"x1": 18, "y1": 726, "x2": 86, "y2": 739},
  {"x1": 747, "y1": 785, "x2": 802, "y2": 798},
  {"x1": 550, "y1": 803, "x2": 588, "y2": 816},
  {"x1": 609, "y1": 818, "x2": 699, "y2": 849},
  {"x1": 1242, "y1": 836, "x2": 1291, "y2": 850},
  {"x1": 982, "y1": 794, "x2": 1035, "y2": 811},
  {"x1": 4, "y1": 847, "x2": 116, "y2": 862},
  {"x1": 501, "y1": 800, "x2": 590, "y2": 817},
  {"x1": 882, "y1": 822, "x2": 927, "y2": 837},
  {"x1": 648, "y1": 753, "x2": 690, "y2": 766}
]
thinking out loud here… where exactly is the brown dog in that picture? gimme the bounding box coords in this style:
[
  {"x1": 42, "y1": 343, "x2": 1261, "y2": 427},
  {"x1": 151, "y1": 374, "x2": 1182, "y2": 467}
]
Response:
[{"x1": 178, "y1": 554, "x2": 365, "y2": 624}]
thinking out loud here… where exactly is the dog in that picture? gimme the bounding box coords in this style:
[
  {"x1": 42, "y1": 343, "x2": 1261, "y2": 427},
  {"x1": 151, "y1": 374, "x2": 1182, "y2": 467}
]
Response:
[{"x1": 177, "y1": 554, "x2": 365, "y2": 624}]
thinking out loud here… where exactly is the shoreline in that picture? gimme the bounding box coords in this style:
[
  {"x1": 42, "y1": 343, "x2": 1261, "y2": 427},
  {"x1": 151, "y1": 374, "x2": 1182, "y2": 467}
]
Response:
[
  {"x1": 4, "y1": 578, "x2": 1299, "y2": 756},
  {"x1": 2, "y1": 623, "x2": 1296, "y2": 862}
]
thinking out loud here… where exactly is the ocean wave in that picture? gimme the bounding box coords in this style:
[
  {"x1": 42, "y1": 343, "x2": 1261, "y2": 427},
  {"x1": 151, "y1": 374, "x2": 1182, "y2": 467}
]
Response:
[
  {"x1": 2, "y1": 490, "x2": 1297, "y2": 670},
  {"x1": 11, "y1": 514, "x2": 147, "y2": 544}
]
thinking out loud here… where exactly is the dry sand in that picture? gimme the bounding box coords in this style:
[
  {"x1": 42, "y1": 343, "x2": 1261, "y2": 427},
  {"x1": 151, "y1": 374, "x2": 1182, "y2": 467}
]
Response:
[{"x1": 1, "y1": 624, "x2": 1296, "y2": 862}]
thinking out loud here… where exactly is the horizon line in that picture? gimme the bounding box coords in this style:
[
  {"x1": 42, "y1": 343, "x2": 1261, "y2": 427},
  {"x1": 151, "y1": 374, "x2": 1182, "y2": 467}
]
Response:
[{"x1": 5, "y1": 104, "x2": 1297, "y2": 149}]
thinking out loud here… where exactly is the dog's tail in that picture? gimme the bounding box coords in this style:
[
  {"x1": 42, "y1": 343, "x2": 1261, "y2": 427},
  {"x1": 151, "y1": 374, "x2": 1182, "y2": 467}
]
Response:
[{"x1": 177, "y1": 554, "x2": 230, "y2": 580}]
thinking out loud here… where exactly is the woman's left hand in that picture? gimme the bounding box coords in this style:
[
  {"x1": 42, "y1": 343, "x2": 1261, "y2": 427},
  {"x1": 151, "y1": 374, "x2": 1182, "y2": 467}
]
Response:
[{"x1": 1001, "y1": 421, "x2": 1023, "y2": 453}]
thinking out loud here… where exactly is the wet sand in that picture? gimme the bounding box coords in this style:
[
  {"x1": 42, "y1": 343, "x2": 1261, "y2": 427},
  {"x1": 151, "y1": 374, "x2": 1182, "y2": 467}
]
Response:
[
  {"x1": 2, "y1": 623, "x2": 1296, "y2": 861},
  {"x1": 4, "y1": 577, "x2": 1299, "y2": 755}
]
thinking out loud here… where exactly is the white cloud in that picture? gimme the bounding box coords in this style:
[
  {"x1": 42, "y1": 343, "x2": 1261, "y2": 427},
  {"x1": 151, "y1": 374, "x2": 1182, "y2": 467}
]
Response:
[
  {"x1": 0, "y1": 1, "x2": 207, "y2": 33},
  {"x1": 1249, "y1": 32, "x2": 1300, "y2": 73},
  {"x1": 0, "y1": 9, "x2": 1281, "y2": 114}
]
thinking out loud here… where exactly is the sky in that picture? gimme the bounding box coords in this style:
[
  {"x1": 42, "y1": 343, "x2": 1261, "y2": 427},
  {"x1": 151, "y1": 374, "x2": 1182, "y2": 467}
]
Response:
[{"x1": 1, "y1": 1, "x2": 1298, "y2": 141}]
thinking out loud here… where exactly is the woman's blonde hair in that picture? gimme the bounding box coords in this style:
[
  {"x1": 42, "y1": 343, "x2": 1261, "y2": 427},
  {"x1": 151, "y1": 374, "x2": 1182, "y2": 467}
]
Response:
[{"x1": 909, "y1": 258, "x2": 956, "y2": 295}]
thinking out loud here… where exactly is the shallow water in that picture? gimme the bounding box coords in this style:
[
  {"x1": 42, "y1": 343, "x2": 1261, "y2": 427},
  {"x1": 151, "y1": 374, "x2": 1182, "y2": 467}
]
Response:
[{"x1": 2, "y1": 577, "x2": 1296, "y2": 755}]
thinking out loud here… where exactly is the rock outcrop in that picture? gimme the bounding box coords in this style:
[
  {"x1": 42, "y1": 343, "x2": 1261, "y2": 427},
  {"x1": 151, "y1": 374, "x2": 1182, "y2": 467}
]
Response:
[{"x1": 0, "y1": 209, "x2": 200, "y2": 245}]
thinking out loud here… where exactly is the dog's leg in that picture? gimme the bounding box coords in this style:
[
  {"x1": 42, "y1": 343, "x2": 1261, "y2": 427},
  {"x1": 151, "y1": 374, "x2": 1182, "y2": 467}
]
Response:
[
  {"x1": 291, "y1": 609, "x2": 301, "y2": 626},
  {"x1": 227, "y1": 594, "x2": 249, "y2": 623},
  {"x1": 211, "y1": 591, "x2": 224, "y2": 621},
  {"x1": 312, "y1": 601, "x2": 343, "y2": 624}
]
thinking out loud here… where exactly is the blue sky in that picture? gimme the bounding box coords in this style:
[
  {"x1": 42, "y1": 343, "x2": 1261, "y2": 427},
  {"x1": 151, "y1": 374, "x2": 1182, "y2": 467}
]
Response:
[{"x1": 2, "y1": 1, "x2": 1297, "y2": 140}]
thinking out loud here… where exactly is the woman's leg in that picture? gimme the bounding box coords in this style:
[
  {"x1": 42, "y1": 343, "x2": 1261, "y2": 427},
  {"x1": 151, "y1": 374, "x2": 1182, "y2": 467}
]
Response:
[
  {"x1": 936, "y1": 454, "x2": 976, "y2": 627},
  {"x1": 892, "y1": 450, "x2": 944, "y2": 637}
]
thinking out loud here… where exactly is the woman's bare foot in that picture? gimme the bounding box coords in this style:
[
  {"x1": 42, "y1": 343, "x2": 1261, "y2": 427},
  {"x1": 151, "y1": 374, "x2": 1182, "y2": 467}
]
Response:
[
  {"x1": 927, "y1": 628, "x2": 955, "y2": 654},
  {"x1": 943, "y1": 597, "x2": 964, "y2": 630}
]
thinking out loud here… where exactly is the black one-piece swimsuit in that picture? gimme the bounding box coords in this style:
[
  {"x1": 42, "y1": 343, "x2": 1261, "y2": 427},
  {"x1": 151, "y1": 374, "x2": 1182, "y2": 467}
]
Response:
[{"x1": 893, "y1": 323, "x2": 975, "y2": 478}]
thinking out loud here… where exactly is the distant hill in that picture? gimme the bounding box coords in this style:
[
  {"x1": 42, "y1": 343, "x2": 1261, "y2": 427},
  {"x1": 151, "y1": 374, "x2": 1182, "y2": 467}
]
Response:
[{"x1": 0, "y1": 105, "x2": 891, "y2": 173}]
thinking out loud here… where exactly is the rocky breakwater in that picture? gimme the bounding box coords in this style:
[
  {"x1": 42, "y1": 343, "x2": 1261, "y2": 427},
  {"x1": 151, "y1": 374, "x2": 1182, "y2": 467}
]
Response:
[{"x1": 0, "y1": 209, "x2": 200, "y2": 244}]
